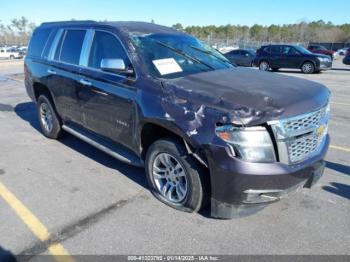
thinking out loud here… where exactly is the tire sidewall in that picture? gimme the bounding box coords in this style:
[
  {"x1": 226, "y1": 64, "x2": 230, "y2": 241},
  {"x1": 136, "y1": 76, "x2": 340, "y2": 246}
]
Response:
[
  {"x1": 37, "y1": 95, "x2": 62, "y2": 139},
  {"x1": 259, "y1": 61, "x2": 269, "y2": 71},
  {"x1": 145, "y1": 139, "x2": 205, "y2": 213}
]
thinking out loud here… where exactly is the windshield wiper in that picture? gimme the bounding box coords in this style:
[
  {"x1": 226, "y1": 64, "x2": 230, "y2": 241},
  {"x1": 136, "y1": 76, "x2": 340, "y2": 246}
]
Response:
[
  {"x1": 189, "y1": 45, "x2": 232, "y2": 67},
  {"x1": 155, "y1": 41, "x2": 215, "y2": 70}
]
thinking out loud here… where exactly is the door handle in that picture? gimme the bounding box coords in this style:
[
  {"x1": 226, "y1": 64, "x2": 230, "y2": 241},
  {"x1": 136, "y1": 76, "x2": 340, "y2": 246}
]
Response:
[
  {"x1": 47, "y1": 69, "x2": 56, "y2": 75},
  {"x1": 79, "y1": 79, "x2": 92, "y2": 86}
]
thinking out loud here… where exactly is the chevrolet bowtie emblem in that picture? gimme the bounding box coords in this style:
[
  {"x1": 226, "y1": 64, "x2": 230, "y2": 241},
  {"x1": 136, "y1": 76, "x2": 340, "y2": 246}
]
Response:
[{"x1": 316, "y1": 125, "x2": 326, "y2": 137}]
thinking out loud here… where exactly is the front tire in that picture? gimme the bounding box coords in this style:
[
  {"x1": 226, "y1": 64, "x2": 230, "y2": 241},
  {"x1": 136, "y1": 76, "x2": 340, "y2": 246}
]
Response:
[
  {"x1": 301, "y1": 62, "x2": 315, "y2": 74},
  {"x1": 145, "y1": 138, "x2": 209, "y2": 213},
  {"x1": 37, "y1": 94, "x2": 63, "y2": 139}
]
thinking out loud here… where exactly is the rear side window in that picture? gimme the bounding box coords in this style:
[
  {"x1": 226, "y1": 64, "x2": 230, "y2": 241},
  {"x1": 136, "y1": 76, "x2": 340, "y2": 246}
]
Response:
[
  {"x1": 27, "y1": 28, "x2": 52, "y2": 58},
  {"x1": 271, "y1": 46, "x2": 281, "y2": 54},
  {"x1": 88, "y1": 31, "x2": 129, "y2": 69},
  {"x1": 262, "y1": 46, "x2": 270, "y2": 53},
  {"x1": 42, "y1": 29, "x2": 57, "y2": 59},
  {"x1": 57, "y1": 30, "x2": 86, "y2": 65}
]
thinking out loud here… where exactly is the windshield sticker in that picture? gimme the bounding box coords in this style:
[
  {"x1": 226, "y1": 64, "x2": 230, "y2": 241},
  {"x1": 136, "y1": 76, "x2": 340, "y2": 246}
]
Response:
[{"x1": 152, "y1": 58, "x2": 183, "y2": 75}]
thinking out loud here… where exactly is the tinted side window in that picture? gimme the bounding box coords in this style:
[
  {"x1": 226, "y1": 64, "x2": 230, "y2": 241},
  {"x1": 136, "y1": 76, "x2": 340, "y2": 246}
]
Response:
[
  {"x1": 289, "y1": 48, "x2": 300, "y2": 55},
  {"x1": 282, "y1": 46, "x2": 291, "y2": 54},
  {"x1": 42, "y1": 29, "x2": 57, "y2": 59},
  {"x1": 27, "y1": 28, "x2": 52, "y2": 58},
  {"x1": 262, "y1": 46, "x2": 270, "y2": 53},
  {"x1": 88, "y1": 31, "x2": 129, "y2": 69},
  {"x1": 59, "y1": 30, "x2": 86, "y2": 65},
  {"x1": 271, "y1": 46, "x2": 281, "y2": 54}
]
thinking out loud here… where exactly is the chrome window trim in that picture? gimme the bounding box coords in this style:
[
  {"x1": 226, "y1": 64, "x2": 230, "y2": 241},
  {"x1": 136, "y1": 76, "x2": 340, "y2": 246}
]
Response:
[
  {"x1": 79, "y1": 29, "x2": 94, "y2": 67},
  {"x1": 49, "y1": 28, "x2": 87, "y2": 66},
  {"x1": 46, "y1": 26, "x2": 138, "y2": 80},
  {"x1": 40, "y1": 29, "x2": 56, "y2": 59},
  {"x1": 48, "y1": 28, "x2": 64, "y2": 61}
]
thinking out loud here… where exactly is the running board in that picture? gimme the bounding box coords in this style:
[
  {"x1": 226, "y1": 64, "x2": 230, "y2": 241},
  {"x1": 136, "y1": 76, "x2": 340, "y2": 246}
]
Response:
[{"x1": 62, "y1": 124, "x2": 143, "y2": 167}]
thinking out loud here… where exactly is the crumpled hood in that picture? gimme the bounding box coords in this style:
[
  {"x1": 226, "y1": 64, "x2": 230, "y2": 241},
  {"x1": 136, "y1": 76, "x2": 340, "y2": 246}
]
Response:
[{"x1": 162, "y1": 67, "x2": 330, "y2": 126}]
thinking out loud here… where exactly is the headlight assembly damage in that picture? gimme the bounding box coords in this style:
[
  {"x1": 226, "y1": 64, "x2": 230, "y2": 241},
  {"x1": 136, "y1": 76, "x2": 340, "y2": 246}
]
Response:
[{"x1": 215, "y1": 125, "x2": 276, "y2": 163}]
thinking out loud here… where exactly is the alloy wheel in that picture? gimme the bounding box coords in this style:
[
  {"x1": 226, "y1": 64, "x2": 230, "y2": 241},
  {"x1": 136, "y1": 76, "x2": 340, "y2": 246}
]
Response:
[
  {"x1": 40, "y1": 102, "x2": 54, "y2": 133},
  {"x1": 302, "y1": 63, "x2": 314, "y2": 73},
  {"x1": 152, "y1": 153, "x2": 188, "y2": 203}
]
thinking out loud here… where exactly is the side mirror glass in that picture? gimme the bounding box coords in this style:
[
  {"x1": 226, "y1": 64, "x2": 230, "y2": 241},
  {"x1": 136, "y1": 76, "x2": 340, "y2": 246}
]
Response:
[{"x1": 100, "y1": 58, "x2": 134, "y2": 75}]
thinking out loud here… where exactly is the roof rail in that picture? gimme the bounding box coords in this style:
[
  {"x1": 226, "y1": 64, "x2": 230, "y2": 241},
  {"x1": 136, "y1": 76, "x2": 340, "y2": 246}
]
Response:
[{"x1": 40, "y1": 20, "x2": 97, "y2": 26}]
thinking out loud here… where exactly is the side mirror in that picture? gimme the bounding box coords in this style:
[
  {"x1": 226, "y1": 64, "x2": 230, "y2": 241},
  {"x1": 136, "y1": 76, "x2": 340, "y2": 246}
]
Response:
[{"x1": 100, "y1": 58, "x2": 134, "y2": 75}]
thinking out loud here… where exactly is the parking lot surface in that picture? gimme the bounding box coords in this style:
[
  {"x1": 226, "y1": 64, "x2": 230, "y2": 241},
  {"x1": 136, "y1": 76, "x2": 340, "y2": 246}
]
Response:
[{"x1": 0, "y1": 59, "x2": 349, "y2": 259}]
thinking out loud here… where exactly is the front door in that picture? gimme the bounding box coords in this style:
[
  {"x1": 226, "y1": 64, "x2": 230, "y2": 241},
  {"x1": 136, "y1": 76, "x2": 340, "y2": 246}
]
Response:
[{"x1": 77, "y1": 30, "x2": 137, "y2": 151}]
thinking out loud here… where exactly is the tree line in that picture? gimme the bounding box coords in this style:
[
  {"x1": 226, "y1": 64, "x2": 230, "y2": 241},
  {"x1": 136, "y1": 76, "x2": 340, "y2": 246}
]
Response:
[
  {"x1": 0, "y1": 17, "x2": 36, "y2": 46},
  {"x1": 172, "y1": 20, "x2": 350, "y2": 44},
  {"x1": 1, "y1": 17, "x2": 350, "y2": 46}
]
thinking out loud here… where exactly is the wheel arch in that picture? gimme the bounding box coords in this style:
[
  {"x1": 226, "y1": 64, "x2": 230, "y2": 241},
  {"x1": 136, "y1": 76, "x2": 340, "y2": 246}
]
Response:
[
  {"x1": 139, "y1": 121, "x2": 193, "y2": 159},
  {"x1": 300, "y1": 60, "x2": 316, "y2": 69}
]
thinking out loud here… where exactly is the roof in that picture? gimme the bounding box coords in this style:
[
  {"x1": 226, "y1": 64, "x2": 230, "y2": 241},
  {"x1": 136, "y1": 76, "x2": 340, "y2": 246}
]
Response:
[{"x1": 40, "y1": 20, "x2": 184, "y2": 35}]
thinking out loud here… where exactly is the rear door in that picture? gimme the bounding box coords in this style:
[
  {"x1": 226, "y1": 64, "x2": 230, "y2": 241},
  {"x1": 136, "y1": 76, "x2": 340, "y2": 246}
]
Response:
[
  {"x1": 47, "y1": 29, "x2": 87, "y2": 124},
  {"x1": 77, "y1": 30, "x2": 137, "y2": 150},
  {"x1": 269, "y1": 45, "x2": 283, "y2": 68}
]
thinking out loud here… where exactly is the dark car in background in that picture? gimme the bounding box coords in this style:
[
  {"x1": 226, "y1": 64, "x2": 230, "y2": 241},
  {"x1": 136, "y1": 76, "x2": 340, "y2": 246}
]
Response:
[
  {"x1": 25, "y1": 21, "x2": 330, "y2": 219},
  {"x1": 343, "y1": 54, "x2": 350, "y2": 65},
  {"x1": 224, "y1": 49, "x2": 255, "y2": 66},
  {"x1": 308, "y1": 44, "x2": 335, "y2": 59},
  {"x1": 254, "y1": 44, "x2": 332, "y2": 73}
]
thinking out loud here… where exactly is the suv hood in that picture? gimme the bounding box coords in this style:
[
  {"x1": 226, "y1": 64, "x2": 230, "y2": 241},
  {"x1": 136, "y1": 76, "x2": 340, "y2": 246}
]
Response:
[{"x1": 161, "y1": 68, "x2": 330, "y2": 127}]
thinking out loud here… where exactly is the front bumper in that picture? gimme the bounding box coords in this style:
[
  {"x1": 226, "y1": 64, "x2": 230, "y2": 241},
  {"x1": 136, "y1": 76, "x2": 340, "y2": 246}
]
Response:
[
  {"x1": 318, "y1": 60, "x2": 332, "y2": 70},
  {"x1": 206, "y1": 135, "x2": 329, "y2": 219}
]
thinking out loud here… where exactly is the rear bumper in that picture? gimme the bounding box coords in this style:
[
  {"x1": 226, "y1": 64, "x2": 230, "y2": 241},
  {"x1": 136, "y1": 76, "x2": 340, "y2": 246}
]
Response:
[{"x1": 206, "y1": 135, "x2": 329, "y2": 219}]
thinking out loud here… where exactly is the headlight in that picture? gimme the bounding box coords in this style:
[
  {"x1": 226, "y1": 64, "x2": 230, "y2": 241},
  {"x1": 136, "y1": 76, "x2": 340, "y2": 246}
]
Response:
[
  {"x1": 216, "y1": 125, "x2": 276, "y2": 163},
  {"x1": 318, "y1": 57, "x2": 330, "y2": 63}
]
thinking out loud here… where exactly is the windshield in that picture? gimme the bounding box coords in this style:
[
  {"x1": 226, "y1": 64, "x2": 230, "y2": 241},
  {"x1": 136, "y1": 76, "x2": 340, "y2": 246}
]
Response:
[
  {"x1": 294, "y1": 45, "x2": 313, "y2": 55},
  {"x1": 132, "y1": 34, "x2": 233, "y2": 79}
]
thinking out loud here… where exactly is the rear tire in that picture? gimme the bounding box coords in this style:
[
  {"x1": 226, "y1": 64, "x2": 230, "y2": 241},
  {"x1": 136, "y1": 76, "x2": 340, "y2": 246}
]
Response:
[
  {"x1": 145, "y1": 137, "x2": 209, "y2": 213},
  {"x1": 259, "y1": 61, "x2": 270, "y2": 71},
  {"x1": 37, "y1": 94, "x2": 63, "y2": 139},
  {"x1": 301, "y1": 62, "x2": 315, "y2": 74}
]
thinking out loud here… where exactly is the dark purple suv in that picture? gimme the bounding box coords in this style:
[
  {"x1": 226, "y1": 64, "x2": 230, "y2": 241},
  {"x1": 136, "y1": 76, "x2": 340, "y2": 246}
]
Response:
[{"x1": 25, "y1": 21, "x2": 330, "y2": 219}]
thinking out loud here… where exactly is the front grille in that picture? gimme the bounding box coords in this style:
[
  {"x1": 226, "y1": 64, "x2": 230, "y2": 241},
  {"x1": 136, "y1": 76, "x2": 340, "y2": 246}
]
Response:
[
  {"x1": 269, "y1": 105, "x2": 329, "y2": 164},
  {"x1": 288, "y1": 132, "x2": 321, "y2": 163},
  {"x1": 283, "y1": 107, "x2": 326, "y2": 134}
]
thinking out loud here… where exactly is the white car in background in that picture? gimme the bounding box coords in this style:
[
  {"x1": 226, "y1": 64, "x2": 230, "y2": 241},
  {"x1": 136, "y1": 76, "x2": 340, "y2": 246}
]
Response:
[
  {"x1": 0, "y1": 48, "x2": 23, "y2": 60},
  {"x1": 336, "y1": 48, "x2": 349, "y2": 56}
]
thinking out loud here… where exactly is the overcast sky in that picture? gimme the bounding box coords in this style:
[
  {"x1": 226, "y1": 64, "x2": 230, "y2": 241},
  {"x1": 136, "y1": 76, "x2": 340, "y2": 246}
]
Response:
[{"x1": 1, "y1": 0, "x2": 349, "y2": 27}]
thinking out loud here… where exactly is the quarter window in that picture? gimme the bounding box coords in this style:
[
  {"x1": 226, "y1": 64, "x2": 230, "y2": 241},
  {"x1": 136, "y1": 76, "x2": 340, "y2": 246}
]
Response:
[
  {"x1": 88, "y1": 31, "x2": 129, "y2": 69},
  {"x1": 27, "y1": 28, "x2": 52, "y2": 58},
  {"x1": 58, "y1": 30, "x2": 86, "y2": 65}
]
